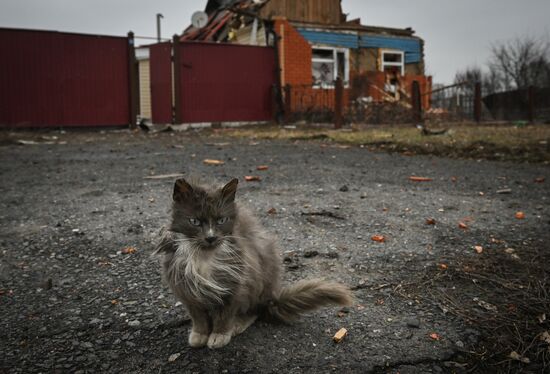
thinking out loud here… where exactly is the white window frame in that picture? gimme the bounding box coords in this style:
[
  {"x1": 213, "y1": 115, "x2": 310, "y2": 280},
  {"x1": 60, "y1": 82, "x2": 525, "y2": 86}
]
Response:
[
  {"x1": 380, "y1": 49, "x2": 405, "y2": 76},
  {"x1": 311, "y1": 46, "x2": 350, "y2": 89}
]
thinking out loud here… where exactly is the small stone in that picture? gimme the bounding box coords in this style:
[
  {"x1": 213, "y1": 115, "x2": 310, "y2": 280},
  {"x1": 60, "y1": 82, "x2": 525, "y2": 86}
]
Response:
[
  {"x1": 339, "y1": 185, "x2": 349, "y2": 192},
  {"x1": 304, "y1": 250, "x2": 319, "y2": 258},
  {"x1": 168, "y1": 353, "x2": 181, "y2": 362},
  {"x1": 456, "y1": 340, "x2": 465, "y2": 348},
  {"x1": 41, "y1": 278, "x2": 53, "y2": 290},
  {"x1": 89, "y1": 318, "x2": 102, "y2": 325},
  {"x1": 406, "y1": 318, "x2": 420, "y2": 328},
  {"x1": 128, "y1": 320, "x2": 141, "y2": 327}
]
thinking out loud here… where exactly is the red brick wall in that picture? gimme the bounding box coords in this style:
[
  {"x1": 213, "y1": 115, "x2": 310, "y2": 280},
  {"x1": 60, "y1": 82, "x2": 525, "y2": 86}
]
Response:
[
  {"x1": 351, "y1": 71, "x2": 432, "y2": 110},
  {"x1": 274, "y1": 19, "x2": 432, "y2": 113},
  {"x1": 275, "y1": 19, "x2": 349, "y2": 112},
  {"x1": 274, "y1": 18, "x2": 312, "y2": 86}
]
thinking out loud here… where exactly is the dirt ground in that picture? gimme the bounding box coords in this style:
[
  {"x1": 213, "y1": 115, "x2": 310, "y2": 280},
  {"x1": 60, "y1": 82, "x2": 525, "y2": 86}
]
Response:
[{"x1": 1, "y1": 128, "x2": 549, "y2": 373}]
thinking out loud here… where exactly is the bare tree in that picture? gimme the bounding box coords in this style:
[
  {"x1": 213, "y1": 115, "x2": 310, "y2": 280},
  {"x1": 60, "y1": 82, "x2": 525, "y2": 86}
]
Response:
[
  {"x1": 489, "y1": 36, "x2": 550, "y2": 90},
  {"x1": 454, "y1": 66, "x2": 483, "y2": 86},
  {"x1": 454, "y1": 66, "x2": 501, "y2": 95}
]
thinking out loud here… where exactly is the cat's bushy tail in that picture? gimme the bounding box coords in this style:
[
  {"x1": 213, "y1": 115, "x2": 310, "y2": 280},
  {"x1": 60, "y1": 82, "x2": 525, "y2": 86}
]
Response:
[{"x1": 267, "y1": 279, "x2": 353, "y2": 323}]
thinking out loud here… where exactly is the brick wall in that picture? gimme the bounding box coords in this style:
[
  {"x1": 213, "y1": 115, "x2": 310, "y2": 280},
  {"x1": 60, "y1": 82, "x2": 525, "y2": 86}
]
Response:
[
  {"x1": 275, "y1": 18, "x2": 350, "y2": 113},
  {"x1": 274, "y1": 19, "x2": 431, "y2": 115},
  {"x1": 274, "y1": 18, "x2": 312, "y2": 87}
]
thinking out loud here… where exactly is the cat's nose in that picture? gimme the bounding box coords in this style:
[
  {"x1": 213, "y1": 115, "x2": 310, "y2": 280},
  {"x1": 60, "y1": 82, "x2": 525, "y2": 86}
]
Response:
[{"x1": 205, "y1": 236, "x2": 217, "y2": 244}]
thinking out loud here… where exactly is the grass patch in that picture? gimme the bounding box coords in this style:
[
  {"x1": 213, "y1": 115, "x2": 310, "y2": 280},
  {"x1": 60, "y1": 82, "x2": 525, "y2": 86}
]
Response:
[{"x1": 226, "y1": 124, "x2": 550, "y2": 162}]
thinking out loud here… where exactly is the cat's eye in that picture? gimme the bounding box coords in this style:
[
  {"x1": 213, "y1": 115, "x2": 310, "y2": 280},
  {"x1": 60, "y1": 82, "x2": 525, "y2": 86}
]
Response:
[
  {"x1": 216, "y1": 217, "x2": 229, "y2": 225},
  {"x1": 189, "y1": 218, "x2": 201, "y2": 226}
]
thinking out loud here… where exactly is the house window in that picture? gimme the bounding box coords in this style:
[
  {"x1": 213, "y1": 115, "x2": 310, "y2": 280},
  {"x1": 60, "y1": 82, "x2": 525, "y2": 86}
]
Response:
[
  {"x1": 381, "y1": 50, "x2": 405, "y2": 76},
  {"x1": 312, "y1": 47, "x2": 349, "y2": 88}
]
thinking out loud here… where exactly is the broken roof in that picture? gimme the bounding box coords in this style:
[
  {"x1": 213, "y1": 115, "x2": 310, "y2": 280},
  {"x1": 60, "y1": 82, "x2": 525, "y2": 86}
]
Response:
[
  {"x1": 181, "y1": 0, "x2": 262, "y2": 42},
  {"x1": 182, "y1": 0, "x2": 416, "y2": 42}
]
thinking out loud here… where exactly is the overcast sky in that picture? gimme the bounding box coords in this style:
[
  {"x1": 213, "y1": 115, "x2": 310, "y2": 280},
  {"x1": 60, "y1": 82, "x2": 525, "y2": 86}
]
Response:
[{"x1": 1, "y1": 0, "x2": 549, "y2": 84}]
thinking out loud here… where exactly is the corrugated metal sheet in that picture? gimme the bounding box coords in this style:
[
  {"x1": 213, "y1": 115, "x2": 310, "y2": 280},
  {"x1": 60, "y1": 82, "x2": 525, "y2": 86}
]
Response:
[
  {"x1": 297, "y1": 28, "x2": 422, "y2": 64},
  {"x1": 360, "y1": 35, "x2": 422, "y2": 64},
  {"x1": 177, "y1": 42, "x2": 276, "y2": 123},
  {"x1": 297, "y1": 29, "x2": 359, "y2": 49},
  {"x1": 0, "y1": 28, "x2": 130, "y2": 127},
  {"x1": 150, "y1": 42, "x2": 173, "y2": 124}
]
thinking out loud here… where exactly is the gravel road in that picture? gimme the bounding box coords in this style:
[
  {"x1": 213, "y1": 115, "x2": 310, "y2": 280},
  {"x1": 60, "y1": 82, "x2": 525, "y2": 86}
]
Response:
[{"x1": 1, "y1": 130, "x2": 548, "y2": 373}]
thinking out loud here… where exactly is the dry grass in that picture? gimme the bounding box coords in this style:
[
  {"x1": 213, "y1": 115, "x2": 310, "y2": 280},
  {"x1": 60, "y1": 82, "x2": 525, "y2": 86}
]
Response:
[{"x1": 225, "y1": 124, "x2": 550, "y2": 162}]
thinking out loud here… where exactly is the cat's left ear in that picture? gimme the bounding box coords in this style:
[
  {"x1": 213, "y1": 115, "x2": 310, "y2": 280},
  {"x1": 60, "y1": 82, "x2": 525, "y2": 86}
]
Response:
[{"x1": 221, "y1": 178, "x2": 239, "y2": 203}]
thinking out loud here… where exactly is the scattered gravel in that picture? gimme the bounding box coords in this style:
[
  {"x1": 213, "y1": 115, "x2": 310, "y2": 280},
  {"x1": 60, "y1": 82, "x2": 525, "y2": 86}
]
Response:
[{"x1": 1, "y1": 129, "x2": 548, "y2": 373}]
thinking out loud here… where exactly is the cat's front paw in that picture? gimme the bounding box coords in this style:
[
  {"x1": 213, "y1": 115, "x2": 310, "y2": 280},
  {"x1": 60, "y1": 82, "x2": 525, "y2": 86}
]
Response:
[
  {"x1": 207, "y1": 333, "x2": 231, "y2": 349},
  {"x1": 188, "y1": 331, "x2": 209, "y2": 348}
]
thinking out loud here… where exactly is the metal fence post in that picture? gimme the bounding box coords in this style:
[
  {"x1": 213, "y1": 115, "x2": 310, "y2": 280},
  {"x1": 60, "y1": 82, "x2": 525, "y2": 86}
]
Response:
[
  {"x1": 127, "y1": 31, "x2": 139, "y2": 129},
  {"x1": 284, "y1": 84, "x2": 292, "y2": 123},
  {"x1": 172, "y1": 34, "x2": 182, "y2": 124},
  {"x1": 474, "y1": 82, "x2": 482, "y2": 123},
  {"x1": 411, "y1": 80, "x2": 422, "y2": 123},
  {"x1": 528, "y1": 86, "x2": 535, "y2": 123},
  {"x1": 334, "y1": 77, "x2": 343, "y2": 129}
]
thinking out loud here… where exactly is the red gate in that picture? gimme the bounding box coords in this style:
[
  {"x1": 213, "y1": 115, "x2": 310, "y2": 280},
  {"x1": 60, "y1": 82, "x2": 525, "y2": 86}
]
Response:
[
  {"x1": 0, "y1": 28, "x2": 135, "y2": 128},
  {"x1": 174, "y1": 42, "x2": 277, "y2": 123},
  {"x1": 149, "y1": 42, "x2": 173, "y2": 124}
]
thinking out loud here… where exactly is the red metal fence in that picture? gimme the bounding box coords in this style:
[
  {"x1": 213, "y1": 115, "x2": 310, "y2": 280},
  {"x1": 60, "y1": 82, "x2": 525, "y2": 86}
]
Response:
[
  {"x1": 0, "y1": 28, "x2": 136, "y2": 128},
  {"x1": 149, "y1": 42, "x2": 173, "y2": 124},
  {"x1": 174, "y1": 41, "x2": 277, "y2": 123}
]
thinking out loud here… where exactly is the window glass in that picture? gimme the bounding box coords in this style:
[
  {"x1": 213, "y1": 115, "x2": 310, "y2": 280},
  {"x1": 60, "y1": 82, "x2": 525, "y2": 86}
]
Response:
[
  {"x1": 312, "y1": 49, "x2": 333, "y2": 60},
  {"x1": 383, "y1": 53, "x2": 402, "y2": 63},
  {"x1": 312, "y1": 61, "x2": 335, "y2": 85}
]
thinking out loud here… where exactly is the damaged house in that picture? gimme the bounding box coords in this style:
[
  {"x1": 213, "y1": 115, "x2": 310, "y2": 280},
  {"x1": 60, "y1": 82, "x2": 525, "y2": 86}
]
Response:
[{"x1": 182, "y1": 0, "x2": 432, "y2": 115}]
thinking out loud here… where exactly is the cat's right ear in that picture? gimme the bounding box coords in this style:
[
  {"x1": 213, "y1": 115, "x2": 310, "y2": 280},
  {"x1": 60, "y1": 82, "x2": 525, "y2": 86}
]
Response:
[
  {"x1": 173, "y1": 178, "x2": 193, "y2": 203},
  {"x1": 221, "y1": 178, "x2": 239, "y2": 203}
]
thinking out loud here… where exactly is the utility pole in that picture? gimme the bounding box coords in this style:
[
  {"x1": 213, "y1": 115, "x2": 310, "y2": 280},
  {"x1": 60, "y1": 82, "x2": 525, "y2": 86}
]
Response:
[{"x1": 156, "y1": 13, "x2": 164, "y2": 43}]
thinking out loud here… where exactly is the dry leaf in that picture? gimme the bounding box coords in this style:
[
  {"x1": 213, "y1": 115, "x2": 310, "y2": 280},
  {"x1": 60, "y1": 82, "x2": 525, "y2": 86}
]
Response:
[
  {"x1": 337, "y1": 311, "x2": 346, "y2": 318},
  {"x1": 371, "y1": 235, "x2": 386, "y2": 243},
  {"x1": 203, "y1": 159, "x2": 225, "y2": 166},
  {"x1": 256, "y1": 165, "x2": 269, "y2": 171},
  {"x1": 540, "y1": 331, "x2": 550, "y2": 344},
  {"x1": 333, "y1": 328, "x2": 348, "y2": 343},
  {"x1": 515, "y1": 211, "x2": 526, "y2": 220},
  {"x1": 409, "y1": 176, "x2": 433, "y2": 182},
  {"x1": 143, "y1": 173, "x2": 185, "y2": 180},
  {"x1": 426, "y1": 218, "x2": 436, "y2": 225},
  {"x1": 429, "y1": 333, "x2": 441, "y2": 341},
  {"x1": 474, "y1": 245, "x2": 483, "y2": 254},
  {"x1": 451, "y1": 176, "x2": 458, "y2": 182},
  {"x1": 458, "y1": 222, "x2": 468, "y2": 230},
  {"x1": 375, "y1": 299, "x2": 385, "y2": 305},
  {"x1": 438, "y1": 263, "x2": 448, "y2": 270},
  {"x1": 356, "y1": 304, "x2": 365, "y2": 311},
  {"x1": 509, "y1": 351, "x2": 530, "y2": 364},
  {"x1": 121, "y1": 247, "x2": 137, "y2": 255},
  {"x1": 111, "y1": 299, "x2": 119, "y2": 305},
  {"x1": 245, "y1": 176, "x2": 261, "y2": 182},
  {"x1": 534, "y1": 177, "x2": 545, "y2": 183}
]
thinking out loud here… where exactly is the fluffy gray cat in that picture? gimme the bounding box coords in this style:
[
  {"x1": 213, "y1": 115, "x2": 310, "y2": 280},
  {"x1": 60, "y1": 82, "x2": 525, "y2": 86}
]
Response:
[{"x1": 154, "y1": 178, "x2": 352, "y2": 349}]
